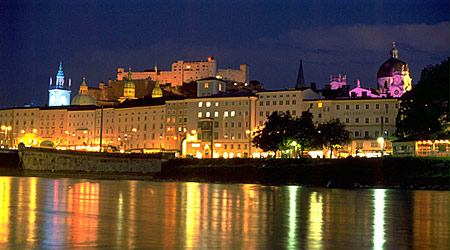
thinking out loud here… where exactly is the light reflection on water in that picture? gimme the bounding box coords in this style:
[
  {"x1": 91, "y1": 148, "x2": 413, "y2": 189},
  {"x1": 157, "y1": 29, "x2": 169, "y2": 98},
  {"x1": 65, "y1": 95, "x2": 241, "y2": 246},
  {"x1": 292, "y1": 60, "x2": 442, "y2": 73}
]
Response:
[{"x1": 0, "y1": 176, "x2": 447, "y2": 249}]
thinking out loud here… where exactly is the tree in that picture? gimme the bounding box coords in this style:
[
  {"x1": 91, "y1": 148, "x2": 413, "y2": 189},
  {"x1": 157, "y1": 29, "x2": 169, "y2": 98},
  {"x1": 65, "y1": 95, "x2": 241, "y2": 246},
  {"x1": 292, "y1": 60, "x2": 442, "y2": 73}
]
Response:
[
  {"x1": 316, "y1": 119, "x2": 351, "y2": 158},
  {"x1": 394, "y1": 59, "x2": 449, "y2": 140},
  {"x1": 252, "y1": 111, "x2": 293, "y2": 155},
  {"x1": 291, "y1": 111, "x2": 317, "y2": 157}
]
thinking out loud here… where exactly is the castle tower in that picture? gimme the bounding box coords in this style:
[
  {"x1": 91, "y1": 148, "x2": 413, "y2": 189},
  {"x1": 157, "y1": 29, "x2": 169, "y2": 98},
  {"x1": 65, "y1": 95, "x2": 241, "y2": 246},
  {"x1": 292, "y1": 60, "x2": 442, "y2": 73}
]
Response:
[{"x1": 49, "y1": 61, "x2": 71, "y2": 106}]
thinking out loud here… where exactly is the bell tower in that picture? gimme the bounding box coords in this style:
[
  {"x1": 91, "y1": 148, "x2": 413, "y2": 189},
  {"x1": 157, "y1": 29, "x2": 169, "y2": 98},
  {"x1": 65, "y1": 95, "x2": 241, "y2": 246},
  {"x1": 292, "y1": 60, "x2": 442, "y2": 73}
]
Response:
[{"x1": 49, "y1": 61, "x2": 71, "y2": 106}]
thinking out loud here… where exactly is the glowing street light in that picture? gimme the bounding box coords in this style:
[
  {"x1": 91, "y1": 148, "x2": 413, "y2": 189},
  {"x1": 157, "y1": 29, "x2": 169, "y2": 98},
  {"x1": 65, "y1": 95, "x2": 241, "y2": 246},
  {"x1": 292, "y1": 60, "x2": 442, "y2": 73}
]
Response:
[
  {"x1": 1, "y1": 125, "x2": 12, "y2": 148},
  {"x1": 291, "y1": 141, "x2": 298, "y2": 158},
  {"x1": 377, "y1": 137, "x2": 385, "y2": 157}
]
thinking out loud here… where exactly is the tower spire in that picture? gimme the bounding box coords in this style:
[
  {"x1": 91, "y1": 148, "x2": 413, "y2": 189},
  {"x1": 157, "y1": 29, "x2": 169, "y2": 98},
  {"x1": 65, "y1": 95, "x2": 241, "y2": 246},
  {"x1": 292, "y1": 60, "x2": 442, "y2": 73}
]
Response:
[
  {"x1": 390, "y1": 42, "x2": 398, "y2": 59},
  {"x1": 295, "y1": 59, "x2": 305, "y2": 89}
]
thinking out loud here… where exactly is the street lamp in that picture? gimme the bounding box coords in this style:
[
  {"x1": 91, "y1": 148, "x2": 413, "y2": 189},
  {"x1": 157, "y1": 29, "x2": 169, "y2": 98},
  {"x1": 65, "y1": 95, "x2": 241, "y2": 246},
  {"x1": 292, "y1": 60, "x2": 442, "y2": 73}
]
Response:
[
  {"x1": 65, "y1": 131, "x2": 71, "y2": 147},
  {"x1": 1, "y1": 125, "x2": 12, "y2": 148},
  {"x1": 291, "y1": 141, "x2": 298, "y2": 158},
  {"x1": 245, "y1": 129, "x2": 251, "y2": 157},
  {"x1": 377, "y1": 137, "x2": 384, "y2": 157}
]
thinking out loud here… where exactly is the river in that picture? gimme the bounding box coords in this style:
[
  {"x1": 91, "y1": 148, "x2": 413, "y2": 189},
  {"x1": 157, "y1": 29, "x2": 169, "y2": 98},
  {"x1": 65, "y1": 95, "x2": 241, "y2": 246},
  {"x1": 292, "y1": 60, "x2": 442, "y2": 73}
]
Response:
[{"x1": 0, "y1": 176, "x2": 448, "y2": 249}]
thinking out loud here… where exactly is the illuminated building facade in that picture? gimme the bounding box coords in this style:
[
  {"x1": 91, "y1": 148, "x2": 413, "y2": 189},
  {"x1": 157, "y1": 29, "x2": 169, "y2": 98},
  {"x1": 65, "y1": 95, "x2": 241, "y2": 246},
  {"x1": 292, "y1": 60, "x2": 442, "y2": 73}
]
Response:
[
  {"x1": 3, "y1": 44, "x2": 421, "y2": 157},
  {"x1": 116, "y1": 57, "x2": 249, "y2": 86}
]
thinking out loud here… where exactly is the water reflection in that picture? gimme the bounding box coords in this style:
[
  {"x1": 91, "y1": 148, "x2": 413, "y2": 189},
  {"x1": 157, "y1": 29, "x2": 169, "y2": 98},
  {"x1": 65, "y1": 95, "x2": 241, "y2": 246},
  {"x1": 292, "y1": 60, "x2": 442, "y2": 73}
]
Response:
[
  {"x1": 0, "y1": 176, "x2": 447, "y2": 249},
  {"x1": 373, "y1": 189, "x2": 386, "y2": 250}
]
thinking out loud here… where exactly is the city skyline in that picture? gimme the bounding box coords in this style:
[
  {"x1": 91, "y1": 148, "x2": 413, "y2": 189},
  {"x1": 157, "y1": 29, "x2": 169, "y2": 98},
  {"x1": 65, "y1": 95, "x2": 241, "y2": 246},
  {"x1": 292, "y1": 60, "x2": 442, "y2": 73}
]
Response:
[{"x1": 1, "y1": 0, "x2": 448, "y2": 108}]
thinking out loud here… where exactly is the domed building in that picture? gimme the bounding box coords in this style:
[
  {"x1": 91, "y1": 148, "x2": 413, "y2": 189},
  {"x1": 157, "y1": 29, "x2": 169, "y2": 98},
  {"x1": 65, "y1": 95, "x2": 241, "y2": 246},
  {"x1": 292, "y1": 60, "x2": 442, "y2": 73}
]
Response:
[
  {"x1": 71, "y1": 76, "x2": 98, "y2": 106},
  {"x1": 151, "y1": 65, "x2": 163, "y2": 98},
  {"x1": 377, "y1": 42, "x2": 412, "y2": 97},
  {"x1": 119, "y1": 67, "x2": 138, "y2": 103}
]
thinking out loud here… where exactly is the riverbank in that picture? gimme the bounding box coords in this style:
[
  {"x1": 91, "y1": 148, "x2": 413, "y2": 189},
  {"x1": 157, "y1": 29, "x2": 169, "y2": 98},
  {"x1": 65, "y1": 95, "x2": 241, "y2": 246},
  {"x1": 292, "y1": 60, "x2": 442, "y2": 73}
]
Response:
[
  {"x1": 0, "y1": 150, "x2": 448, "y2": 190},
  {"x1": 155, "y1": 157, "x2": 450, "y2": 190}
]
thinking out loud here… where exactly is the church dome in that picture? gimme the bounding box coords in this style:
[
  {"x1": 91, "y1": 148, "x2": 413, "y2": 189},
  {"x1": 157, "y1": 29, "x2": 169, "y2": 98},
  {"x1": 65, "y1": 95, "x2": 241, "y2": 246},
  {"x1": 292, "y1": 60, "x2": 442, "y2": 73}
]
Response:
[
  {"x1": 124, "y1": 67, "x2": 135, "y2": 89},
  {"x1": 71, "y1": 94, "x2": 97, "y2": 106},
  {"x1": 377, "y1": 42, "x2": 409, "y2": 79},
  {"x1": 70, "y1": 76, "x2": 97, "y2": 106},
  {"x1": 152, "y1": 83, "x2": 163, "y2": 98}
]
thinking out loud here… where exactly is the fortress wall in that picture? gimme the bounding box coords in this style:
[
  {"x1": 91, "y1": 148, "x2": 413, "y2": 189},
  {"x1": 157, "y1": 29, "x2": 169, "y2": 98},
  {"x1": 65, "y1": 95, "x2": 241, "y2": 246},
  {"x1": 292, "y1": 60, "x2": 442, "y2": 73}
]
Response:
[{"x1": 18, "y1": 146, "x2": 162, "y2": 173}]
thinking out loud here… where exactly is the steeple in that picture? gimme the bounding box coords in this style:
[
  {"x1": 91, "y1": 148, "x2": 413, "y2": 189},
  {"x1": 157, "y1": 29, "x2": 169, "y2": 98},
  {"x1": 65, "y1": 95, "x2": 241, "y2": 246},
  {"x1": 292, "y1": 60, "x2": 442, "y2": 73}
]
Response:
[
  {"x1": 79, "y1": 76, "x2": 88, "y2": 95},
  {"x1": 295, "y1": 59, "x2": 306, "y2": 89},
  {"x1": 390, "y1": 42, "x2": 398, "y2": 59},
  {"x1": 152, "y1": 63, "x2": 163, "y2": 98},
  {"x1": 56, "y1": 61, "x2": 64, "y2": 87}
]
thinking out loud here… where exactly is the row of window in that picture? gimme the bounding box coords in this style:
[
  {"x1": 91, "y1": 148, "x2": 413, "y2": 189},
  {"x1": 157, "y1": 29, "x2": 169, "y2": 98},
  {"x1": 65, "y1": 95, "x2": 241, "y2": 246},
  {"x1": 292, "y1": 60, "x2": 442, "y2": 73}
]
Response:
[
  {"x1": 118, "y1": 115, "x2": 164, "y2": 123},
  {"x1": 259, "y1": 94, "x2": 297, "y2": 98},
  {"x1": 344, "y1": 117, "x2": 389, "y2": 124},
  {"x1": 259, "y1": 100, "x2": 297, "y2": 106},
  {"x1": 313, "y1": 103, "x2": 398, "y2": 110},
  {"x1": 259, "y1": 110, "x2": 297, "y2": 117},
  {"x1": 353, "y1": 130, "x2": 390, "y2": 138},
  {"x1": 198, "y1": 132, "x2": 249, "y2": 141},
  {"x1": 198, "y1": 110, "x2": 249, "y2": 118},
  {"x1": 198, "y1": 100, "x2": 249, "y2": 108}
]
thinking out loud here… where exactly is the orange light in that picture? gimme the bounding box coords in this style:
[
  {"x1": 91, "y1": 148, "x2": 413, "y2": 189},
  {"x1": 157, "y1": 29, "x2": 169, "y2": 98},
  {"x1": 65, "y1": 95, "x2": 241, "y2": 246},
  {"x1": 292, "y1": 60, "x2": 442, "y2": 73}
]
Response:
[
  {"x1": 33, "y1": 129, "x2": 37, "y2": 133},
  {"x1": 83, "y1": 130, "x2": 88, "y2": 134},
  {"x1": 20, "y1": 130, "x2": 25, "y2": 134},
  {"x1": 417, "y1": 141, "x2": 422, "y2": 144},
  {"x1": 132, "y1": 128, "x2": 137, "y2": 132}
]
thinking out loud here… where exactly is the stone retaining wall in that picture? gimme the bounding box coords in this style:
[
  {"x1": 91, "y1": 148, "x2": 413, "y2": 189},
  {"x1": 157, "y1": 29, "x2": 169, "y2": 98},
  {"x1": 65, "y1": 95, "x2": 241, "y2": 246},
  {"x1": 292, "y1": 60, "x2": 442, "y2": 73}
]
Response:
[{"x1": 18, "y1": 146, "x2": 161, "y2": 173}]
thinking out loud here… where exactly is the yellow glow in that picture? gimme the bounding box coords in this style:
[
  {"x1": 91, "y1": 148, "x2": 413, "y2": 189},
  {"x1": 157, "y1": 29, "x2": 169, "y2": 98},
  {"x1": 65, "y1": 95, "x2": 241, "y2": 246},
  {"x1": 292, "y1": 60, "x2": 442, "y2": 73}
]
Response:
[
  {"x1": 27, "y1": 178, "x2": 37, "y2": 242},
  {"x1": 191, "y1": 130, "x2": 196, "y2": 135},
  {"x1": 377, "y1": 137, "x2": 384, "y2": 144},
  {"x1": 307, "y1": 192, "x2": 323, "y2": 249},
  {"x1": 132, "y1": 128, "x2": 137, "y2": 132},
  {"x1": 318, "y1": 102, "x2": 322, "y2": 108},
  {"x1": 20, "y1": 130, "x2": 25, "y2": 134},
  {"x1": 192, "y1": 143, "x2": 200, "y2": 148},
  {"x1": 288, "y1": 186, "x2": 298, "y2": 250},
  {"x1": 185, "y1": 182, "x2": 200, "y2": 249},
  {"x1": 0, "y1": 178, "x2": 10, "y2": 243},
  {"x1": 373, "y1": 189, "x2": 386, "y2": 250},
  {"x1": 83, "y1": 130, "x2": 88, "y2": 134}
]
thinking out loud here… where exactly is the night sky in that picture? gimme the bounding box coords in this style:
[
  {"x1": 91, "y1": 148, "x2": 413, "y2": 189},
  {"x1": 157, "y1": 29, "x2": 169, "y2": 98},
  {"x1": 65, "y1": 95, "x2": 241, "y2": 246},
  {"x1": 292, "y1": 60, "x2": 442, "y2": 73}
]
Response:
[{"x1": 1, "y1": 0, "x2": 448, "y2": 108}]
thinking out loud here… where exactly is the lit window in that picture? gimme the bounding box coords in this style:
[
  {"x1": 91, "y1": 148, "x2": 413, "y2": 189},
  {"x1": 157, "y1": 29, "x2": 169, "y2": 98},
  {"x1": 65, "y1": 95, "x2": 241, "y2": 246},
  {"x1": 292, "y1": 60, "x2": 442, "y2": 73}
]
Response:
[
  {"x1": 198, "y1": 112, "x2": 202, "y2": 118},
  {"x1": 198, "y1": 102, "x2": 203, "y2": 107},
  {"x1": 318, "y1": 102, "x2": 322, "y2": 108},
  {"x1": 215, "y1": 102, "x2": 219, "y2": 107},
  {"x1": 206, "y1": 102, "x2": 211, "y2": 107},
  {"x1": 214, "y1": 112, "x2": 219, "y2": 117},
  {"x1": 224, "y1": 111, "x2": 229, "y2": 117},
  {"x1": 206, "y1": 112, "x2": 210, "y2": 117},
  {"x1": 219, "y1": 84, "x2": 222, "y2": 91},
  {"x1": 205, "y1": 83, "x2": 209, "y2": 88},
  {"x1": 231, "y1": 111, "x2": 235, "y2": 117}
]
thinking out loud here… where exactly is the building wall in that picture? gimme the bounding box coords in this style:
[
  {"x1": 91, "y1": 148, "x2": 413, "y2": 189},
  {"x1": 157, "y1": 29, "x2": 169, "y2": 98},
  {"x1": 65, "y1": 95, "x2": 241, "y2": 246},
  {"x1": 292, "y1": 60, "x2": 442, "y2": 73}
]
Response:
[
  {"x1": 184, "y1": 96, "x2": 257, "y2": 158},
  {"x1": 304, "y1": 98, "x2": 399, "y2": 155},
  {"x1": 217, "y1": 64, "x2": 249, "y2": 83}
]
